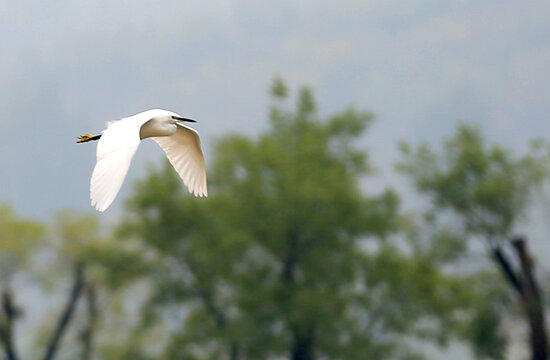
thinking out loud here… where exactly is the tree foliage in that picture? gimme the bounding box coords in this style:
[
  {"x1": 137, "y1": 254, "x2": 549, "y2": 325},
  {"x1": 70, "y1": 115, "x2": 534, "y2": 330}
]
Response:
[
  {"x1": 398, "y1": 123, "x2": 550, "y2": 359},
  {"x1": 3, "y1": 82, "x2": 548, "y2": 360},
  {"x1": 398, "y1": 124, "x2": 549, "y2": 243},
  {"x1": 116, "y1": 80, "x2": 503, "y2": 359},
  {"x1": 0, "y1": 204, "x2": 44, "y2": 279}
]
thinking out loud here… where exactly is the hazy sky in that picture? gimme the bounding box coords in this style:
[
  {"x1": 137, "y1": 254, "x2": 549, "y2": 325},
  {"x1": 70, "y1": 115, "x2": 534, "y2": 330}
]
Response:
[{"x1": 1, "y1": 0, "x2": 549, "y2": 224}]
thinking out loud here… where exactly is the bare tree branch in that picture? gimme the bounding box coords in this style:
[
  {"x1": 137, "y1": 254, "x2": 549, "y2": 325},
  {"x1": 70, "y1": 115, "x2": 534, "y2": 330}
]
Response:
[
  {"x1": 43, "y1": 263, "x2": 85, "y2": 360},
  {"x1": 0, "y1": 285, "x2": 20, "y2": 360},
  {"x1": 491, "y1": 245, "x2": 523, "y2": 295}
]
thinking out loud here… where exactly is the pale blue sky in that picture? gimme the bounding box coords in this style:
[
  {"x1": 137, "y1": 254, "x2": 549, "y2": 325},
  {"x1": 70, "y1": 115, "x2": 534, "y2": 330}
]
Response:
[{"x1": 1, "y1": 0, "x2": 549, "y2": 224}]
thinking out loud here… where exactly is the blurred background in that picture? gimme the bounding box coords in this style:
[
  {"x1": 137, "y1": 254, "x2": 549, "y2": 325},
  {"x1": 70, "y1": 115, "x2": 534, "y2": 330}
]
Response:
[{"x1": 1, "y1": 1, "x2": 550, "y2": 359}]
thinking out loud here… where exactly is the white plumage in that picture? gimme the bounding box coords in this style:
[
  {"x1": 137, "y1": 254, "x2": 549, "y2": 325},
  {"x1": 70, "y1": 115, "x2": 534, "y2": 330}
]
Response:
[{"x1": 82, "y1": 109, "x2": 207, "y2": 212}]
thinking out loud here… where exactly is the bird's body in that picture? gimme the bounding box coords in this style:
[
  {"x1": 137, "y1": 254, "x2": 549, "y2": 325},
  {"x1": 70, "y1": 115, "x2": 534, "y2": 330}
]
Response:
[{"x1": 78, "y1": 109, "x2": 207, "y2": 212}]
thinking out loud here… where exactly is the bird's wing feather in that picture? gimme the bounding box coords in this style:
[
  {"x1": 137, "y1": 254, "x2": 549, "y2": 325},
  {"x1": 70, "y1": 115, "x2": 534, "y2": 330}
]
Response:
[
  {"x1": 153, "y1": 124, "x2": 208, "y2": 197},
  {"x1": 90, "y1": 117, "x2": 147, "y2": 211}
]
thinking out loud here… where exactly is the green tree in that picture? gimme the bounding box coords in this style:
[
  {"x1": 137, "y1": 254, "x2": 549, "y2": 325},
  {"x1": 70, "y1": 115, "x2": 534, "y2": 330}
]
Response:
[
  {"x1": 0, "y1": 204, "x2": 44, "y2": 360},
  {"x1": 39, "y1": 210, "x2": 155, "y2": 360},
  {"x1": 116, "y1": 80, "x2": 503, "y2": 359},
  {"x1": 398, "y1": 123, "x2": 550, "y2": 359},
  {"x1": 0, "y1": 206, "x2": 153, "y2": 360}
]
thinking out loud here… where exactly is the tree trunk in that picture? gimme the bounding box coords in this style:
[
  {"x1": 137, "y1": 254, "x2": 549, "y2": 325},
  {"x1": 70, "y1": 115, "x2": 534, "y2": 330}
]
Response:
[
  {"x1": 291, "y1": 328, "x2": 315, "y2": 360},
  {"x1": 512, "y1": 237, "x2": 549, "y2": 360},
  {"x1": 0, "y1": 285, "x2": 20, "y2": 360},
  {"x1": 229, "y1": 342, "x2": 239, "y2": 360},
  {"x1": 281, "y1": 230, "x2": 300, "y2": 282},
  {"x1": 80, "y1": 283, "x2": 98, "y2": 360},
  {"x1": 43, "y1": 263, "x2": 85, "y2": 360}
]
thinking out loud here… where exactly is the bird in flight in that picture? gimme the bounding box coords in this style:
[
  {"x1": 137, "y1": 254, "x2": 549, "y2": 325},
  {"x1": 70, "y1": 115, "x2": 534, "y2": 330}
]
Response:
[{"x1": 77, "y1": 109, "x2": 207, "y2": 212}]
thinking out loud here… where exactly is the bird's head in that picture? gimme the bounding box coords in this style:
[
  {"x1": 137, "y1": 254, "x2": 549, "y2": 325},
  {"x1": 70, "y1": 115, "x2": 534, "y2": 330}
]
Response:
[
  {"x1": 164, "y1": 110, "x2": 196, "y2": 124},
  {"x1": 146, "y1": 109, "x2": 197, "y2": 125}
]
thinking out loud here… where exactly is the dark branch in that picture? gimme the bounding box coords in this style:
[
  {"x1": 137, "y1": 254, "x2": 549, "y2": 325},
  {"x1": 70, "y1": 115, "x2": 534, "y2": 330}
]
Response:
[
  {"x1": 291, "y1": 326, "x2": 315, "y2": 360},
  {"x1": 490, "y1": 245, "x2": 523, "y2": 295},
  {"x1": 43, "y1": 263, "x2": 85, "y2": 360},
  {"x1": 183, "y1": 255, "x2": 235, "y2": 358},
  {"x1": 80, "y1": 283, "x2": 98, "y2": 360},
  {"x1": 230, "y1": 342, "x2": 240, "y2": 360},
  {"x1": 197, "y1": 288, "x2": 226, "y2": 328},
  {"x1": 0, "y1": 286, "x2": 20, "y2": 360},
  {"x1": 281, "y1": 229, "x2": 300, "y2": 282},
  {"x1": 511, "y1": 236, "x2": 549, "y2": 360},
  {"x1": 184, "y1": 256, "x2": 227, "y2": 329}
]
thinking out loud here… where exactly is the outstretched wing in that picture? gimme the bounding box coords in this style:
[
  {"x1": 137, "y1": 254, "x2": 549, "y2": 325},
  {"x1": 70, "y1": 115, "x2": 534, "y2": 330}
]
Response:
[
  {"x1": 153, "y1": 124, "x2": 208, "y2": 197},
  {"x1": 90, "y1": 117, "x2": 146, "y2": 211}
]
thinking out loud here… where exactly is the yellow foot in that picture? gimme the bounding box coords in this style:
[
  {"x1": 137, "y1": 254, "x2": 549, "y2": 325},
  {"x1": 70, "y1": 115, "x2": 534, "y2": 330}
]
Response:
[{"x1": 77, "y1": 134, "x2": 95, "y2": 143}]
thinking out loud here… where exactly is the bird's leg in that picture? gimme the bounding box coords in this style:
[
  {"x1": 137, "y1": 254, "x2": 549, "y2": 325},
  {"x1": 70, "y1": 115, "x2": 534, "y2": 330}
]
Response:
[{"x1": 76, "y1": 134, "x2": 102, "y2": 143}]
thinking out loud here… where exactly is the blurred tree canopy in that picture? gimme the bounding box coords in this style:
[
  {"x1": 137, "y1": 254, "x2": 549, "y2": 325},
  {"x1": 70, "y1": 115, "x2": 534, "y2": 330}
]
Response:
[
  {"x1": 113, "y1": 79, "x2": 508, "y2": 360},
  {"x1": 0, "y1": 204, "x2": 44, "y2": 279},
  {"x1": 398, "y1": 124, "x2": 550, "y2": 360},
  {"x1": 0, "y1": 204, "x2": 44, "y2": 360},
  {"x1": 1, "y1": 80, "x2": 549, "y2": 360},
  {"x1": 398, "y1": 124, "x2": 549, "y2": 244}
]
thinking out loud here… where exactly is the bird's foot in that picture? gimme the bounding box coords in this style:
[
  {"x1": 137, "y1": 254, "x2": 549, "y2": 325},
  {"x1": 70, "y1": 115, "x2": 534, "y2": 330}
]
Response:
[{"x1": 77, "y1": 134, "x2": 100, "y2": 143}]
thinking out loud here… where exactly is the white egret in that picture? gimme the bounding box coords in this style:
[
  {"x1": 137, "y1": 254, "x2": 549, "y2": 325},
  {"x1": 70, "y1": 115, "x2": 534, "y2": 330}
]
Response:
[{"x1": 77, "y1": 109, "x2": 207, "y2": 212}]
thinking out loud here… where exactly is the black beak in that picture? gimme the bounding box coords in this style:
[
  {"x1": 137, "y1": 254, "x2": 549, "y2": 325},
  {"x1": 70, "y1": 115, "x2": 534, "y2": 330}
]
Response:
[{"x1": 172, "y1": 116, "x2": 196, "y2": 123}]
